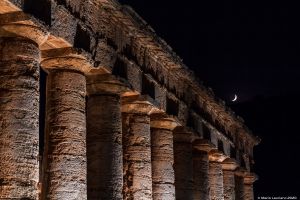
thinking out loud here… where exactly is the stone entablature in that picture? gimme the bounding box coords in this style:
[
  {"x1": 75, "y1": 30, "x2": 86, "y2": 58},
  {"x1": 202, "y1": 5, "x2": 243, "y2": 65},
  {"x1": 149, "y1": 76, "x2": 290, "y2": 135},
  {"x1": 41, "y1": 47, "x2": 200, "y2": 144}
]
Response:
[
  {"x1": 2, "y1": 0, "x2": 260, "y2": 157},
  {"x1": 0, "y1": 0, "x2": 260, "y2": 199}
]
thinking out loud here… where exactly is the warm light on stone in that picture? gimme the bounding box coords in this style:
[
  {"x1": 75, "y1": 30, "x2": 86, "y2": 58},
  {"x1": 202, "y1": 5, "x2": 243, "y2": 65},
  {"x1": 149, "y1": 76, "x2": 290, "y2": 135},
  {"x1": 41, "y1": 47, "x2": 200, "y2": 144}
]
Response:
[
  {"x1": 151, "y1": 117, "x2": 179, "y2": 200},
  {"x1": 0, "y1": 21, "x2": 47, "y2": 199},
  {"x1": 86, "y1": 74, "x2": 127, "y2": 200},
  {"x1": 0, "y1": 1, "x2": 260, "y2": 199}
]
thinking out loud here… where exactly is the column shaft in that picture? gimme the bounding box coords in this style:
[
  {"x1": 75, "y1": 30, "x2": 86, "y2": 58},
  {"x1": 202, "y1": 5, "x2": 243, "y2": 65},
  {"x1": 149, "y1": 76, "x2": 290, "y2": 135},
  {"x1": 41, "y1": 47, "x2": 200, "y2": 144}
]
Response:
[
  {"x1": 234, "y1": 175, "x2": 244, "y2": 200},
  {"x1": 243, "y1": 184, "x2": 254, "y2": 200},
  {"x1": 44, "y1": 70, "x2": 87, "y2": 199},
  {"x1": 174, "y1": 139, "x2": 193, "y2": 200},
  {"x1": 193, "y1": 150, "x2": 210, "y2": 200},
  {"x1": 151, "y1": 128, "x2": 175, "y2": 200},
  {"x1": 87, "y1": 94, "x2": 123, "y2": 199},
  {"x1": 209, "y1": 162, "x2": 224, "y2": 200},
  {"x1": 223, "y1": 170, "x2": 235, "y2": 200},
  {"x1": 0, "y1": 37, "x2": 40, "y2": 199},
  {"x1": 122, "y1": 113, "x2": 152, "y2": 200}
]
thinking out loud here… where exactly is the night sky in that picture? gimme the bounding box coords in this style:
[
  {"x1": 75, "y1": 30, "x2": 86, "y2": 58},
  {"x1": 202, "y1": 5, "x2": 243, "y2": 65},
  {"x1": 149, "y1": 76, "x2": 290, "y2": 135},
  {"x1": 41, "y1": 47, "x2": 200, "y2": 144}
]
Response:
[{"x1": 119, "y1": 0, "x2": 300, "y2": 197}]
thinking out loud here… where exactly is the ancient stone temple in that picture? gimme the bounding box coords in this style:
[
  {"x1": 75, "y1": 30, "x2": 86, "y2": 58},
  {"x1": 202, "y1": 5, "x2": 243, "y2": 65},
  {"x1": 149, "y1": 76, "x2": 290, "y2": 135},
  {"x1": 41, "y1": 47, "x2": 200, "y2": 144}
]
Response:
[{"x1": 0, "y1": 0, "x2": 260, "y2": 199}]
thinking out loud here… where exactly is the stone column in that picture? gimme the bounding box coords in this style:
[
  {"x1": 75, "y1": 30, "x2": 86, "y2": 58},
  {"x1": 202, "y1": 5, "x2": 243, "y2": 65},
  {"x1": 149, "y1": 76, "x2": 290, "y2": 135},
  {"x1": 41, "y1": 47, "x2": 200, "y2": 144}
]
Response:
[
  {"x1": 234, "y1": 171, "x2": 244, "y2": 200},
  {"x1": 86, "y1": 74, "x2": 128, "y2": 200},
  {"x1": 0, "y1": 22, "x2": 48, "y2": 199},
  {"x1": 208, "y1": 150, "x2": 227, "y2": 200},
  {"x1": 150, "y1": 117, "x2": 179, "y2": 200},
  {"x1": 173, "y1": 130, "x2": 194, "y2": 200},
  {"x1": 122, "y1": 96, "x2": 159, "y2": 200},
  {"x1": 41, "y1": 50, "x2": 92, "y2": 200},
  {"x1": 222, "y1": 158, "x2": 238, "y2": 200},
  {"x1": 193, "y1": 139, "x2": 216, "y2": 200},
  {"x1": 235, "y1": 170, "x2": 257, "y2": 200},
  {"x1": 243, "y1": 173, "x2": 256, "y2": 200}
]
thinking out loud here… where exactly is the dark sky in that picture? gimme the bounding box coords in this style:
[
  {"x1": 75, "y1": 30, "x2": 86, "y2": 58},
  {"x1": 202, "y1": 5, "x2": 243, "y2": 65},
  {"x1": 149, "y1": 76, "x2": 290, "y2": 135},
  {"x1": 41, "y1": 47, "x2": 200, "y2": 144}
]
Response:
[{"x1": 119, "y1": 0, "x2": 300, "y2": 197}]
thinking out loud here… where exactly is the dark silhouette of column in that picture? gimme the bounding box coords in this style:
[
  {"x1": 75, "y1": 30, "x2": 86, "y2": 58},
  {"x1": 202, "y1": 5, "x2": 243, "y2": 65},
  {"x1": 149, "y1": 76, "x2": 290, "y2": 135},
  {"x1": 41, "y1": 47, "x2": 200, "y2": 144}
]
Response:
[
  {"x1": 235, "y1": 171, "x2": 244, "y2": 200},
  {"x1": 86, "y1": 74, "x2": 128, "y2": 200},
  {"x1": 173, "y1": 130, "x2": 194, "y2": 200},
  {"x1": 193, "y1": 139, "x2": 216, "y2": 200}
]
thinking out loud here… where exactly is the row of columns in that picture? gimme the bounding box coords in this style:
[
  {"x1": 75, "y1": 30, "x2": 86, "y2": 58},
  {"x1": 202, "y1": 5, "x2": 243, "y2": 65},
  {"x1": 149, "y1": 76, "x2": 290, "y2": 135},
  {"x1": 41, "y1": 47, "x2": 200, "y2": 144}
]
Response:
[
  {"x1": 0, "y1": 23, "x2": 256, "y2": 200},
  {"x1": 175, "y1": 138, "x2": 257, "y2": 200}
]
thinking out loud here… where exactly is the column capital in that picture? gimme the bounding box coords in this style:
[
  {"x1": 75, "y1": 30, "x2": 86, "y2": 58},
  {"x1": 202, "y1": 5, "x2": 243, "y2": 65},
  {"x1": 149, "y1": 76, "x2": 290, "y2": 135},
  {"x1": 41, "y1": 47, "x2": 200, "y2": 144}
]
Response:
[
  {"x1": 0, "y1": 12, "x2": 48, "y2": 46},
  {"x1": 150, "y1": 114, "x2": 181, "y2": 130},
  {"x1": 235, "y1": 170, "x2": 258, "y2": 183},
  {"x1": 0, "y1": 1, "x2": 19, "y2": 14},
  {"x1": 244, "y1": 173, "x2": 258, "y2": 184},
  {"x1": 173, "y1": 127, "x2": 195, "y2": 143},
  {"x1": 41, "y1": 47, "x2": 93, "y2": 74},
  {"x1": 193, "y1": 138, "x2": 217, "y2": 153},
  {"x1": 122, "y1": 95, "x2": 162, "y2": 115},
  {"x1": 87, "y1": 74, "x2": 130, "y2": 96},
  {"x1": 209, "y1": 149, "x2": 227, "y2": 163},
  {"x1": 222, "y1": 158, "x2": 238, "y2": 171}
]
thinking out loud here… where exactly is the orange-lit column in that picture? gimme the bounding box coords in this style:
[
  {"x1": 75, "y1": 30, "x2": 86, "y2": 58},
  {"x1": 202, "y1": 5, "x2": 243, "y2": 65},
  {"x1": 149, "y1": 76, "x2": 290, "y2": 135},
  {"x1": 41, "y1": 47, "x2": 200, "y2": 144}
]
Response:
[
  {"x1": 208, "y1": 150, "x2": 227, "y2": 200},
  {"x1": 150, "y1": 117, "x2": 179, "y2": 200},
  {"x1": 173, "y1": 130, "x2": 194, "y2": 200},
  {"x1": 243, "y1": 173, "x2": 256, "y2": 200},
  {"x1": 222, "y1": 158, "x2": 238, "y2": 200},
  {"x1": 86, "y1": 74, "x2": 128, "y2": 200},
  {"x1": 193, "y1": 139, "x2": 216, "y2": 200},
  {"x1": 0, "y1": 22, "x2": 47, "y2": 199},
  {"x1": 122, "y1": 96, "x2": 158, "y2": 200},
  {"x1": 41, "y1": 50, "x2": 91, "y2": 200}
]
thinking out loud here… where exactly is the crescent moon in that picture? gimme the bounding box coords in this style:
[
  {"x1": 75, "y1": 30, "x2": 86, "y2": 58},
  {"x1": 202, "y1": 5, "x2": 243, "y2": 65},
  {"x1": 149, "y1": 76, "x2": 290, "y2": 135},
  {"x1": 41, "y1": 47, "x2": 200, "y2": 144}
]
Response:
[{"x1": 232, "y1": 94, "x2": 238, "y2": 102}]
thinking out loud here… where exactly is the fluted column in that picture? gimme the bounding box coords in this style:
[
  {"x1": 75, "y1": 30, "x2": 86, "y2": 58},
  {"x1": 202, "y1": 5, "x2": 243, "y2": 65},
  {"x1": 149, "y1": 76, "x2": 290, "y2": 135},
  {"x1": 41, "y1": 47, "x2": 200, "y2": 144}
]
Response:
[
  {"x1": 173, "y1": 130, "x2": 194, "y2": 200},
  {"x1": 41, "y1": 49, "x2": 92, "y2": 200},
  {"x1": 122, "y1": 96, "x2": 159, "y2": 200},
  {"x1": 208, "y1": 150, "x2": 227, "y2": 200},
  {"x1": 193, "y1": 139, "x2": 216, "y2": 200},
  {"x1": 150, "y1": 117, "x2": 179, "y2": 200},
  {"x1": 86, "y1": 74, "x2": 128, "y2": 200},
  {"x1": 0, "y1": 21, "x2": 48, "y2": 199},
  {"x1": 222, "y1": 158, "x2": 238, "y2": 200}
]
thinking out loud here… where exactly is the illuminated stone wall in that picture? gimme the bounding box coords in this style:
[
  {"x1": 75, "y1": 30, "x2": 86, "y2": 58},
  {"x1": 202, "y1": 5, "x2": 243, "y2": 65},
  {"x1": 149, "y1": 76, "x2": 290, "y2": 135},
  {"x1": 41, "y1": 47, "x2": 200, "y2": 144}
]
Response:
[{"x1": 0, "y1": 0, "x2": 259, "y2": 199}]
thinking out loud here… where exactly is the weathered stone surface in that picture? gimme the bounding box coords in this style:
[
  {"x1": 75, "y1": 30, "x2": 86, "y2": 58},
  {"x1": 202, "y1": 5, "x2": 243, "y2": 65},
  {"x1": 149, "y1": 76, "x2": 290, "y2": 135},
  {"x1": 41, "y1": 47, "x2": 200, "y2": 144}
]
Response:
[
  {"x1": 0, "y1": 36, "x2": 40, "y2": 200},
  {"x1": 222, "y1": 159, "x2": 238, "y2": 200},
  {"x1": 193, "y1": 150, "x2": 210, "y2": 200},
  {"x1": 209, "y1": 161, "x2": 224, "y2": 200},
  {"x1": 86, "y1": 75, "x2": 124, "y2": 200},
  {"x1": 243, "y1": 174, "x2": 256, "y2": 200},
  {"x1": 122, "y1": 112, "x2": 152, "y2": 200},
  {"x1": 43, "y1": 70, "x2": 87, "y2": 200},
  {"x1": 0, "y1": 1, "x2": 261, "y2": 199},
  {"x1": 174, "y1": 131, "x2": 194, "y2": 200},
  {"x1": 234, "y1": 171, "x2": 257, "y2": 200},
  {"x1": 151, "y1": 118, "x2": 178, "y2": 200},
  {"x1": 234, "y1": 175, "x2": 244, "y2": 200},
  {"x1": 243, "y1": 184, "x2": 254, "y2": 200},
  {"x1": 0, "y1": 23, "x2": 48, "y2": 46},
  {"x1": 223, "y1": 170, "x2": 235, "y2": 200}
]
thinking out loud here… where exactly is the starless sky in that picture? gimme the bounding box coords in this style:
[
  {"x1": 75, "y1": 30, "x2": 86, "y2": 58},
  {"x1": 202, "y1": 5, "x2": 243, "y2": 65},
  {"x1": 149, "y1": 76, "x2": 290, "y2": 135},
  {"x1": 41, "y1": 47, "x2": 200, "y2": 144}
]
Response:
[{"x1": 119, "y1": 0, "x2": 300, "y2": 197}]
